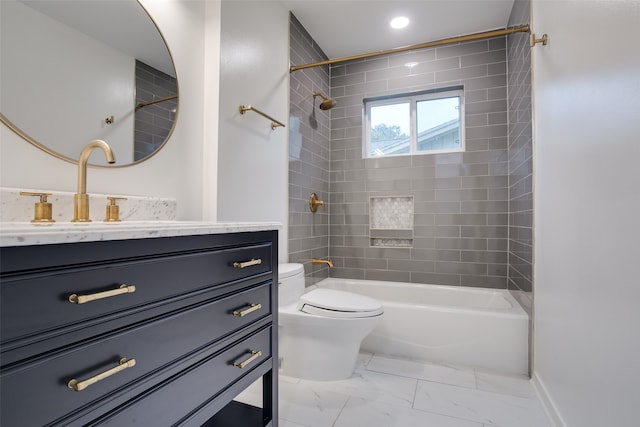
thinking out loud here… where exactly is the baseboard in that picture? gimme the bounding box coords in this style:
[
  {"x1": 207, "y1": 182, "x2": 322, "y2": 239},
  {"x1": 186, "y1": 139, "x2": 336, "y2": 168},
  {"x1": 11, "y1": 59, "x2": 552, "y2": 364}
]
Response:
[{"x1": 531, "y1": 372, "x2": 567, "y2": 427}]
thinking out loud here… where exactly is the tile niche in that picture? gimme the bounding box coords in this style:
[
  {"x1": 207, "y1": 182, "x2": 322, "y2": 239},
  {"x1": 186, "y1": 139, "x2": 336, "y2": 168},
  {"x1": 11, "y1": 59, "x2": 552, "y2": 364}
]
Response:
[{"x1": 369, "y1": 196, "x2": 414, "y2": 247}]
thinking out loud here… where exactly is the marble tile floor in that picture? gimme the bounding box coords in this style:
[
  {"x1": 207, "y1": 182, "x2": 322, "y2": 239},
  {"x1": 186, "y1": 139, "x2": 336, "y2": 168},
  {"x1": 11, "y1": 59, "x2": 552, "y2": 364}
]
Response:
[{"x1": 235, "y1": 352, "x2": 551, "y2": 427}]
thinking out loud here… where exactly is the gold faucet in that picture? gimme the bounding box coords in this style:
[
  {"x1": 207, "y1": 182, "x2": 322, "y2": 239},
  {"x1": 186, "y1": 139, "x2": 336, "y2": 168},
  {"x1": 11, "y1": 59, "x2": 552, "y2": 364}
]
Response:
[
  {"x1": 309, "y1": 193, "x2": 325, "y2": 213},
  {"x1": 311, "y1": 258, "x2": 334, "y2": 268},
  {"x1": 72, "y1": 139, "x2": 116, "y2": 222}
]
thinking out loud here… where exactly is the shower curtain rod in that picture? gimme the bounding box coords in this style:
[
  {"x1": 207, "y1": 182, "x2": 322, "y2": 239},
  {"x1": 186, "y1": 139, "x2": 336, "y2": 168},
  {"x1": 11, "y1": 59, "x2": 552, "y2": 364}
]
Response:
[{"x1": 289, "y1": 24, "x2": 530, "y2": 73}]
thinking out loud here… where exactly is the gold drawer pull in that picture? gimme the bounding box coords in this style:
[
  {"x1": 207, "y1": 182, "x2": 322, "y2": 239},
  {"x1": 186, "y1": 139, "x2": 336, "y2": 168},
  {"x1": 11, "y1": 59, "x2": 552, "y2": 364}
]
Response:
[
  {"x1": 69, "y1": 284, "x2": 136, "y2": 304},
  {"x1": 67, "y1": 357, "x2": 136, "y2": 392},
  {"x1": 233, "y1": 303, "x2": 262, "y2": 317},
  {"x1": 232, "y1": 258, "x2": 262, "y2": 269},
  {"x1": 233, "y1": 350, "x2": 262, "y2": 369}
]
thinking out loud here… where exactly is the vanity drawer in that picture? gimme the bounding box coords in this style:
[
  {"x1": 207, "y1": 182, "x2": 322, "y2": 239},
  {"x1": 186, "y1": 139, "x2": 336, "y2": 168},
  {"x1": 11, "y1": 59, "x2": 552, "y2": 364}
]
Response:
[
  {"x1": 1, "y1": 243, "x2": 272, "y2": 346},
  {"x1": 0, "y1": 283, "x2": 272, "y2": 427},
  {"x1": 92, "y1": 326, "x2": 272, "y2": 427}
]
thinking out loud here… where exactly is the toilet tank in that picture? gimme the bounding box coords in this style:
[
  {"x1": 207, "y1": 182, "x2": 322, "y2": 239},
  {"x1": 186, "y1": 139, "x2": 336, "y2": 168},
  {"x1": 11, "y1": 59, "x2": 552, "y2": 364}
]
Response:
[{"x1": 278, "y1": 263, "x2": 305, "y2": 305}]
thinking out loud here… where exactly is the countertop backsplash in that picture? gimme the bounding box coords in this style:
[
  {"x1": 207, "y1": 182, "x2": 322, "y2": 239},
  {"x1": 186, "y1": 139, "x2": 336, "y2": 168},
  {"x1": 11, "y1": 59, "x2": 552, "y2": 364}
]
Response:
[{"x1": 0, "y1": 187, "x2": 177, "y2": 223}]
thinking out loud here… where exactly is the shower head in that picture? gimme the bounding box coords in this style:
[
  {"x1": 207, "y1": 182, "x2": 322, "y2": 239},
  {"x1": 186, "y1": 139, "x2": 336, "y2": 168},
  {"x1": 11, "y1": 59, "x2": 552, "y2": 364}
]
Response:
[{"x1": 312, "y1": 91, "x2": 337, "y2": 110}]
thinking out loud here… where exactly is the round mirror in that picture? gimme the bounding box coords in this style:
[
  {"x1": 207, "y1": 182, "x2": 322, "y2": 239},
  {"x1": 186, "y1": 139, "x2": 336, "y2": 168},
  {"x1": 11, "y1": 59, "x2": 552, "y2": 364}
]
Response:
[{"x1": 0, "y1": 0, "x2": 178, "y2": 167}]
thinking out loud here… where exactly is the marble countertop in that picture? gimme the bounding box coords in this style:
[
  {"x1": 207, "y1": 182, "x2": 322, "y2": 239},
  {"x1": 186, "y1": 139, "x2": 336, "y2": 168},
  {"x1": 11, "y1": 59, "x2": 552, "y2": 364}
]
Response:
[{"x1": 0, "y1": 221, "x2": 281, "y2": 247}]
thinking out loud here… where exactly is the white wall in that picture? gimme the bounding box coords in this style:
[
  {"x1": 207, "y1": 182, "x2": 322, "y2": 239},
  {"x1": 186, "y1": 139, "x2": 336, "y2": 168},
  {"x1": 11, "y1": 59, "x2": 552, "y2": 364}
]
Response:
[
  {"x1": 0, "y1": 0, "x2": 220, "y2": 220},
  {"x1": 217, "y1": 1, "x2": 289, "y2": 261},
  {"x1": 532, "y1": 1, "x2": 640, "y2": 426},
  {"x1": 2, "y1": 1, "x2": 135, "y2": 165}
]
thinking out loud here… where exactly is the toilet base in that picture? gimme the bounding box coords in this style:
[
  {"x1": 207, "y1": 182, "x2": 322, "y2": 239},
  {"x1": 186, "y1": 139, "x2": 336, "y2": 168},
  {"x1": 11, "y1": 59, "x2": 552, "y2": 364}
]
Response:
[{"x1": 279, "y1": 331, "x2": 361, "y2": 381}]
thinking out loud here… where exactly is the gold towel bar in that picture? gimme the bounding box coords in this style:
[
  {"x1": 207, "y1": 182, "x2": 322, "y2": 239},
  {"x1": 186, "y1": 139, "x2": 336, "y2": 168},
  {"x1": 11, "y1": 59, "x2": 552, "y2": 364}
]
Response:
[
  {"x1": 239, "y1": 105, "x2": 286, "y2": 129},
  {"x1": 136, "y1": 95, "x2": 177, "y2": 111}
]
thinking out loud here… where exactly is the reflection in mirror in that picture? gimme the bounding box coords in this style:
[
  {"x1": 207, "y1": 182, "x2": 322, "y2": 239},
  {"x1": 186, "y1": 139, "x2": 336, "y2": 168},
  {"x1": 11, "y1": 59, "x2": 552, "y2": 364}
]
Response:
[{"x1": 0, "y1": 0, "x2": 178, "y2": 166}]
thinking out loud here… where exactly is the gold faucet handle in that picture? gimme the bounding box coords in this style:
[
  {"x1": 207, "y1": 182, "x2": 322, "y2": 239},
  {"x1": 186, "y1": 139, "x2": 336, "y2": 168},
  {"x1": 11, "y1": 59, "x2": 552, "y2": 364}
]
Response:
[
  {"x1": 105, "y1": 196, "x2": 127, "y2": 222},
  {"x1": 309, "y1": 193, "x2": 325, "y2": 213},
  {"x1": 20, "y1": 191, "x2": 55, "y2": 223}
]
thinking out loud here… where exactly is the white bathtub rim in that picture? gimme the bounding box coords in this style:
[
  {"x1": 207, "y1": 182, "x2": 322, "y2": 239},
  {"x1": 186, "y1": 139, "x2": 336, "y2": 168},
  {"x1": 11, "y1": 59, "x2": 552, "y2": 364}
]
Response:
[{"x1": 313, "y1": 277, "x2": 528, "y2": 317}]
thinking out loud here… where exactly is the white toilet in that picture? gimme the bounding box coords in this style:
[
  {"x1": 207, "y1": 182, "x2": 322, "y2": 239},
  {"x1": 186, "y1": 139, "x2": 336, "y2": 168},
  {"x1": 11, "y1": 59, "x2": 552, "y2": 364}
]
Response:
[{"x1": 278, "y1": 263, "x2": 384, "y2": 381}]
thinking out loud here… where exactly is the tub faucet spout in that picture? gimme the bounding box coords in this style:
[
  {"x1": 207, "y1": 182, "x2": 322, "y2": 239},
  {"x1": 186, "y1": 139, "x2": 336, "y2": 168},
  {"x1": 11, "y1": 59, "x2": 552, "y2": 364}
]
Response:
[
  {"x1": 72, "y1": 139, "x2": 116, "y2": 222},
  {"x1": 312, "y1": 258, "x2": 334, "y2": 268}
]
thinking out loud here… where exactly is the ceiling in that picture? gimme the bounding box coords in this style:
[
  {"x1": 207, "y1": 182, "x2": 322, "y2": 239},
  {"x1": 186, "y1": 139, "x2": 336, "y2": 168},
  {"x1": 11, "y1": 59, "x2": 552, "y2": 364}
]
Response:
[
  {"x1": 18, "y1": 0, "x2": 174, "y2": 76},
  {"x1": 282, "y1": 0, "x2": 517, "y2": 60},
  {"x1": 19, "y1": 0, "x2": 516, "y2": 76}
]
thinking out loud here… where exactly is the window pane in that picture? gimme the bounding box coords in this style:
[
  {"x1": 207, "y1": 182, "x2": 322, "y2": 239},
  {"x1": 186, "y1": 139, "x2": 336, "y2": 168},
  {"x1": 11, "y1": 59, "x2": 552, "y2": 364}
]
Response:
[
  {"x1": 369, "y1": 102, "x2": 410, "y2": 156},
  {"x1": 416, "y1": 96, "x2": 460, "y2": 152}
]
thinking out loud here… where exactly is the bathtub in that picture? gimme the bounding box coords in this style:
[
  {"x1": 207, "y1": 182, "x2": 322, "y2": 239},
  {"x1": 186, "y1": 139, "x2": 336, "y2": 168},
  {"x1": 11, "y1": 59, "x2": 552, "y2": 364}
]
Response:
[{"x1": 314, "y1": 278, "x2": 529, "y2": 376}]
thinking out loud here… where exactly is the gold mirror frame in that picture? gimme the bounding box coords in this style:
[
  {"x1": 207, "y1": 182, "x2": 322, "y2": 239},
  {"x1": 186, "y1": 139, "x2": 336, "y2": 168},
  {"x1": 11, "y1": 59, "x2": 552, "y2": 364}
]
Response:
[{"x1": 0, "y1": 0, "x2": 179, "y2": 168}]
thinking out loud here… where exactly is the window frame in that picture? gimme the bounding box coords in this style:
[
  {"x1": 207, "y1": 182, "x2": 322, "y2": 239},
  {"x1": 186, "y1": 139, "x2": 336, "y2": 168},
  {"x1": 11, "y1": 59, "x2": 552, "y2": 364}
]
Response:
[{"x1": 363, "y1": 86, "x2": 465, "y2": 158}]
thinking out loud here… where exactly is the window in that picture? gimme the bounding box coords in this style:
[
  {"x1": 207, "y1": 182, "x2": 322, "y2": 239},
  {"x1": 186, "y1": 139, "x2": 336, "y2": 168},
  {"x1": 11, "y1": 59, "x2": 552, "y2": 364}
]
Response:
[{"x1": 364, "y1": 87, "x2": 464, "y2": 158}]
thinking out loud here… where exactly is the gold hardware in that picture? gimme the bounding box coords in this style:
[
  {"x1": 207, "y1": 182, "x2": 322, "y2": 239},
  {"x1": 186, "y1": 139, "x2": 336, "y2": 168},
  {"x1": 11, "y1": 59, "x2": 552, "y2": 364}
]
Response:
[
  {"x1": 233, "y1": 350, "x2": 262, "y2": 369},
  {"x1": 239, "y1": 105, "x2": 286, "y2": 129},
  {"x1": 136, "y1": 95, "x2": 178, "y2": 111},
  {"x1": 309, "y1": 193, "x2": 325, "y2": 213},
  {"x1": 20, "y1": 191, "x2": 55, "y2": 223},
  {"x1": 530, "y1": 33, "x2": 549, "y2": 47},
  {"x1": 72, "y1": 140, "x2": 116, "y2": 222},
  {"x1": 232, "y1": 258, "x2": 262, "y2": 269},
  {"x1": 104, "y1": 116, "x2": 114, "y2": 125},
  {"x1": 312, "y1": 92, "x2": 337, "y2": 110},
  {"x1": 290, "y1": 24, "x2": 530, "y2": 72},
  {"x1": 104, "y1": 196, "x2": 128, "y2": 222},
  {"x1": 311, "y1": 258, "x2": 334, "y2": 268},
  {"x1": 233, "y1": 303, "x2": 262, "y2": 317},
  {"x1": 67, "y1": 357, "x2": 136, "y2": 392},
  {"x1": 69, "y1": 284, "x2": 136, "y2": 304}
]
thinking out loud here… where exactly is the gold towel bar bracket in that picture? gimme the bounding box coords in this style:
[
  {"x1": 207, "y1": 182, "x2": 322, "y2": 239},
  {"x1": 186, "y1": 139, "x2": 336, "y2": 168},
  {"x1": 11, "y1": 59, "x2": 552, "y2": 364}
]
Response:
[
  {"x1": 530, "y1": 33, "x2": 548, "y2": 47},
  {"x1": 239, "y1": 105, "x2": 286, "y2": 129}
]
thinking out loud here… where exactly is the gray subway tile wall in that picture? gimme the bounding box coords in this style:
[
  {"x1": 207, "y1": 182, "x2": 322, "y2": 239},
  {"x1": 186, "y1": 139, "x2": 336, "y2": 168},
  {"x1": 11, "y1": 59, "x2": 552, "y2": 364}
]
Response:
[
  {"x1": 289, "y1": 14, "x2": 331, "y2": 284},
  {"x1": 329, "y1": 35, "x2": 510, "y2": 288},
  {"x1": 507, "y1": 0, "x2": 534, "y2": 307},
  {"x1": 134, "y1": 60, "x2": 177, "y2": 161},
  {"x1": 289, "y1": 10, "x2": 532, "y2": 292}
]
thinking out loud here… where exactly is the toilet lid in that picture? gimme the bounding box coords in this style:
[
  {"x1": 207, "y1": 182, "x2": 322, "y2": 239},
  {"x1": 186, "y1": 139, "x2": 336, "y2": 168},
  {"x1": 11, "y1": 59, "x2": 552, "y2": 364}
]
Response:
[{"x1": 297, "y1": 289, "x2": 384, "y2": 318}]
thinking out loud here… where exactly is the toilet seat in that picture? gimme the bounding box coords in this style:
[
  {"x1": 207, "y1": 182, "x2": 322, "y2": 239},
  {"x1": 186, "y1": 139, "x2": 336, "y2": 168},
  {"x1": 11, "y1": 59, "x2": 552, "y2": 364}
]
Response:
[{"x1": 297, "y1": 289, "x2": 384, "y2": 318}]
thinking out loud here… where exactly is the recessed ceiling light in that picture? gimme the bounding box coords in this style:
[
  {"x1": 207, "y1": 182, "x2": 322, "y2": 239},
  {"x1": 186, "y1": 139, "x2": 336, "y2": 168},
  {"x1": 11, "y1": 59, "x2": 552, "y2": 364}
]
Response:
[{"x1": 390, "y1": 16, "x2": 409, "y2": 29}]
